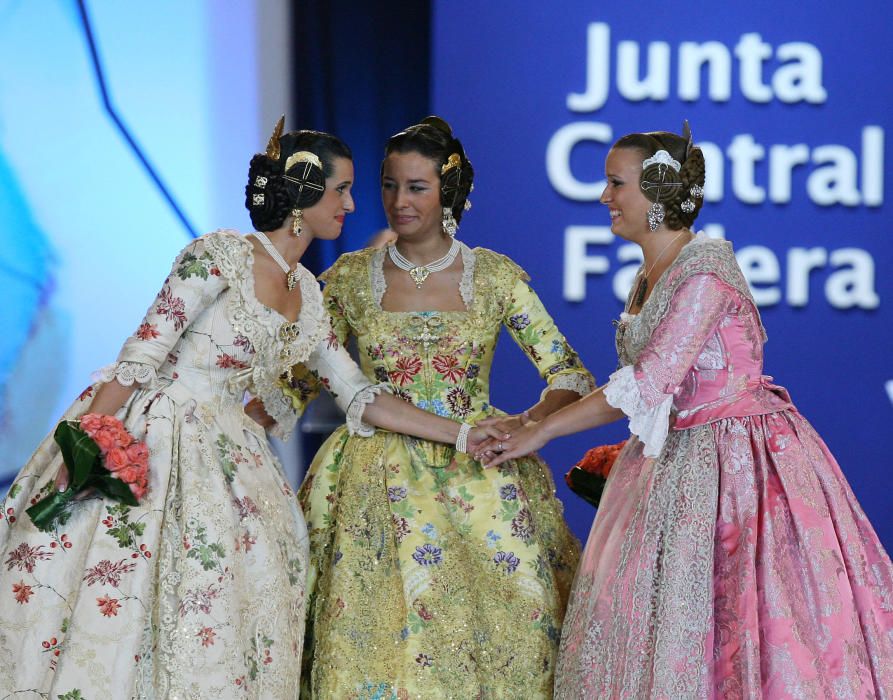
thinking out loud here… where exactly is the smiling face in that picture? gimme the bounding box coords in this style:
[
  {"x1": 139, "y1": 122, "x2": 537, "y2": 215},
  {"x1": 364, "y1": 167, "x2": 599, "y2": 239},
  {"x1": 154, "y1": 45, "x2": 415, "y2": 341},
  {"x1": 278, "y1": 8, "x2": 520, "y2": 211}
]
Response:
[
  {"x1": 600, "y1": 147, "x2": 652, "y2": 241},
  {"x1": 301, "y1": 157, "x2": 355, "y2": 240},
  {"x1": 381, "y1": 151, "x2": 444, "y2": 242}
]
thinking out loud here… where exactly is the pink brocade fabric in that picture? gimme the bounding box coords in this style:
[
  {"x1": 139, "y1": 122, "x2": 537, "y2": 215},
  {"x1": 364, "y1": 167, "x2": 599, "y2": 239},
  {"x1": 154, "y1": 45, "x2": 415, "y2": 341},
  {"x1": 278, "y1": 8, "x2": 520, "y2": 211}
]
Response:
[{"x1": 555, "y1": 237, "x2": 893, "y2": 698}]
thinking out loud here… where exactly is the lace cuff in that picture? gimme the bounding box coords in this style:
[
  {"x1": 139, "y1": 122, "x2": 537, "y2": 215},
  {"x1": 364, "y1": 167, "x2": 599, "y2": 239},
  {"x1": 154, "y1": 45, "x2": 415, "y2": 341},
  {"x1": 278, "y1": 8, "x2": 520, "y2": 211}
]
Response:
[
  {"x1": 263, "y1": 390, "x2": 299, "y2": 441},
  {"x1": 345, "y1": 383, "x2": 389, "y2": 437},
  {"x1": 540, "y1": 372, "x2": 595, "y2": 400},
  {"x1": 604, "y1": 365, "x2": 672, "y2": 458},
  {"x1": 93, "y1": 361, "x2": 157, "y2": 387}
]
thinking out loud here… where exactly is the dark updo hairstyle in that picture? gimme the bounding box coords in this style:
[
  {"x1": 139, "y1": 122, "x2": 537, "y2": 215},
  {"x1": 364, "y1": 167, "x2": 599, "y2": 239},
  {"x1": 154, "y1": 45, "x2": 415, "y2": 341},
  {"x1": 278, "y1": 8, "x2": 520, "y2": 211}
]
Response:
[
  {"x1": 245, "y1": 127, "x2": 352, "y2": 232},
  {"x1": 383, "y1": 116, "x2": 474, "y2": 223},
  {"x1": 612, "y1": 122, "x2": 706, "y2": 230}
]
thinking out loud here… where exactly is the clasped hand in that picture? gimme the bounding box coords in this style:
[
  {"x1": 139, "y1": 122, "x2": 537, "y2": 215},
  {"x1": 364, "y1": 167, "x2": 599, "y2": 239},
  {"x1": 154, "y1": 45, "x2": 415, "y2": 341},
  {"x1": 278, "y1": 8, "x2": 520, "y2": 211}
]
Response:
[{"x1": 472, "y1": 414, "x2": 549, "y2": 467}]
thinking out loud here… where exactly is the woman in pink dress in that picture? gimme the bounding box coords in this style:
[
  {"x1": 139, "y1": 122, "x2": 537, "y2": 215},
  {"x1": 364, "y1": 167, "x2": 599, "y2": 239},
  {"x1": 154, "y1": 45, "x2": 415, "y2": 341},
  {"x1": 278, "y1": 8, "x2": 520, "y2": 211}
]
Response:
[{"x1": 483, "y1": 124, "x2": 893, "y2": 698}]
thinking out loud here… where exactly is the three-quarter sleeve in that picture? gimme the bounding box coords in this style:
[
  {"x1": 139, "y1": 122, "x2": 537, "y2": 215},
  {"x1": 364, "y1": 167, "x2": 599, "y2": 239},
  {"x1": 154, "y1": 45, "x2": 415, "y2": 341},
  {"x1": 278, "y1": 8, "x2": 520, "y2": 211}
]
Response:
[
  {"x1": 605, "y1": 273, "x2": 738, "y2": 457},
  {"x1": 97, "y1": 237, "x2": 226, "y2": 386},
  {"x1": 502, "y1": 273, "x2": 595, "y2": 399}
]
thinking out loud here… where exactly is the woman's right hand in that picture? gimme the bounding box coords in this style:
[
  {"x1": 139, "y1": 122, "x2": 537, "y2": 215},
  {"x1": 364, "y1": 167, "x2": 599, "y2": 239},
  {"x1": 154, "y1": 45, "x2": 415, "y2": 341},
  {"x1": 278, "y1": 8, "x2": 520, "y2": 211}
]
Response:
[
  {"x1": 478, "y1": 422, "x2": 550, "y2": 468},
  {"x1": 245, "y1": 397, "x2": 276, "y2": 429}
]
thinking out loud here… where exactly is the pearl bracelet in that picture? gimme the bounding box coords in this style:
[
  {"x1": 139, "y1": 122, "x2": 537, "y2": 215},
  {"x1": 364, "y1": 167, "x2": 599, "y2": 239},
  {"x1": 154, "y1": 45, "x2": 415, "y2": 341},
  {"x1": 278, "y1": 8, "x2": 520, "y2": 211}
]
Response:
[{"x1": 455, "y1": 422, "x2": 473, "y2": 453}]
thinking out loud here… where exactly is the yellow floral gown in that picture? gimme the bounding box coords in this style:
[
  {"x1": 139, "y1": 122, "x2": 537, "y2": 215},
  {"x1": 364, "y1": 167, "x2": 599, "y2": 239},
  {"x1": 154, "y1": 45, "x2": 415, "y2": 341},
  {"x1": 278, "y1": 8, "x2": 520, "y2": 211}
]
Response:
[{"x1": 290, "y1": 243, "x2": 593, "y2": 699}]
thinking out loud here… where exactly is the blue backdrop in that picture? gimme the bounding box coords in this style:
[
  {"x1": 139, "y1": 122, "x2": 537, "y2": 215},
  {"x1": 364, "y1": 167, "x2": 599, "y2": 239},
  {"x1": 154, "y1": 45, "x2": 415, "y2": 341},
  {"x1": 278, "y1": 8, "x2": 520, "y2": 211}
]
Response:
[{"x1": 433, "y1": 3, "x2": 892, "y2": 547}]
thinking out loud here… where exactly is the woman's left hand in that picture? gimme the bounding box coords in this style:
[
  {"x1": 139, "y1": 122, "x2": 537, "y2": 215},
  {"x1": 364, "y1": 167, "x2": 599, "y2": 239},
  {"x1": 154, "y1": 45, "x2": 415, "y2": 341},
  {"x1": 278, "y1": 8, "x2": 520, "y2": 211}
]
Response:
[
  {"x1": 467, "y1": 425, "x2": 511, "y2": 456},
  {"x1": 477, "y1": 423, "x2": 550, "y2": 468}
]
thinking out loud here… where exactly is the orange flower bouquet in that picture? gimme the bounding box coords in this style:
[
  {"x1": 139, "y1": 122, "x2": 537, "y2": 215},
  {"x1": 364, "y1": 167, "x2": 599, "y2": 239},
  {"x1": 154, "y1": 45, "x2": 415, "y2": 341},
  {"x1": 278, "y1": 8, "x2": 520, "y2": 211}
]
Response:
[
  {"x1": 564, "y1": 440, "x2": 627, "y2": 508},
  {"x1": 27, "y1": 414, "x2": 149, "y2": 532}
]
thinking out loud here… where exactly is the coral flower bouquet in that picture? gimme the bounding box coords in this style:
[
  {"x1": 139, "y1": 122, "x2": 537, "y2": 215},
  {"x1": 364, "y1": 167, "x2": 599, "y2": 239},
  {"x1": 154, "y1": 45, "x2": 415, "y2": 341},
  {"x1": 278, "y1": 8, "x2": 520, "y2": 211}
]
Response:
[
  {"x1": 26, "y1": 414, "x2": 149, "y2": 531},
  {"x1": 564, "y1": 439, "x2": 627, "y2": 508}
]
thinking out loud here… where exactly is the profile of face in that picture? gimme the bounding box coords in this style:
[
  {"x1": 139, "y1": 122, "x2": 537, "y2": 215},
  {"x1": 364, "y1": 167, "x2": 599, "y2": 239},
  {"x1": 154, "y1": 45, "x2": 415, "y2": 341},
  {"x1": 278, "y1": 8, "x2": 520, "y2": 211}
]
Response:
[
  {"x1": 381, "y1": 151, "x2": 444, "y2": 240},
  {"x1": 300, "y1": 156, "x2": 356, "y2": 240},
  {"x1": 600, "y1": 147, "x2": 652, "y2": 240}
]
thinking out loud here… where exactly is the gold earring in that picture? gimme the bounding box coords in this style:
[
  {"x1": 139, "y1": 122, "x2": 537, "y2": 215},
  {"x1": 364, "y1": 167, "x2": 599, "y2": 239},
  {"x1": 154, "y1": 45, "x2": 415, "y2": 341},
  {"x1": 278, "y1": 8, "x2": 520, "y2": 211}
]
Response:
[{"x1": 291, "y1": 208, "x2": 303, "y2": 237}]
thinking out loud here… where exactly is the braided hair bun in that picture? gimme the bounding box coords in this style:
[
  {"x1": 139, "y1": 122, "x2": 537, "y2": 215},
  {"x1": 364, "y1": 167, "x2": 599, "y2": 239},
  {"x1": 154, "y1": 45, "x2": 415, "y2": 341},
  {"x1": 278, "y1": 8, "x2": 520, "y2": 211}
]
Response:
[
  {"x1": 613, "y1": 123, "x2": 707, "y2": 230},
  {"x1": 385, "y1": 116, "x2": 475, "y2": 222},
  {"x1": 244, "y1": 126, "x2": 352, "y2": 232}
]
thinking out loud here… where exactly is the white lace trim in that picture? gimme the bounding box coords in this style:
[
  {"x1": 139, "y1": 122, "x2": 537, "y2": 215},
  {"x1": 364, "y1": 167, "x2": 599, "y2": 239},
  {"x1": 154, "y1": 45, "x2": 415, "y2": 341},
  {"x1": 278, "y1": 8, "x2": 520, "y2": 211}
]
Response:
[
  {"x1": 457, "y1": 243, "x2": 475, "y2": 308},
  {"x1": 93, "y1": 361, "x2": 157, "y2": 386},
  {"x1": 604, "y1": 365, "x2": 672, "y2": 458},
  {"x1": 370, "y1": 242, "x2": 475, "y2": 310},
  {"x1": 540, "y1": 372, "x2": 594, "y2": 400},
  {"x1": 370, "y1": 246, "x2": 388, "y2": 307},
  {"x1": 345, "y1": 383, "x2": 389, "y2": 437},
  {"x1": 204, "y1": 231, "x2": 329, "y2": 441}
]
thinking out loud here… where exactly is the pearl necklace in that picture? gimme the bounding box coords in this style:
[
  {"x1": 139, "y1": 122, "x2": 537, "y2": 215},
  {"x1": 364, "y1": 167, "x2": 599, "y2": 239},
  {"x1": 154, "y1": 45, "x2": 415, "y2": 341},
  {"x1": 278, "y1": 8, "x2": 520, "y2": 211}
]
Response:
[
  {"x1": 254, "y1": 231, "x2": 301, "y2": 291},
  {"x1": 388, "y1": 239, "x2": 461, "y2": 288}
]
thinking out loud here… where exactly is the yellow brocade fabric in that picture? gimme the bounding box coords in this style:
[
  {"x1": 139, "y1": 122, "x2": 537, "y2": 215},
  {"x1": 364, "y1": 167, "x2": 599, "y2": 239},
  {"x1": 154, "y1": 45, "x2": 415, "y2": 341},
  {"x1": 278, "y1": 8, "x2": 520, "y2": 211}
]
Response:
[{"x1": 291, "y1": 247, "x2": 591, "y2": 699}]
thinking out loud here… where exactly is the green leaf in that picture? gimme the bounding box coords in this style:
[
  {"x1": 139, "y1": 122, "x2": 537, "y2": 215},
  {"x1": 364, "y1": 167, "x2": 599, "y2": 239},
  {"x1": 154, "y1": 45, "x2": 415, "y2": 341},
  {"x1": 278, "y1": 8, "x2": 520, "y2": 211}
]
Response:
[
  {"x1": 176, "y1": 252, "x2": 210, "y2": 280},
  {"x1": 58, "y1": 690, "x2": 86, "y2": 700},
  {"x1": 8, "y1": 482, "x2": 22, "y2": 499},
  {"x1": 94, "y1": 474, "x2": 139, "y2": 506},
  {"x1": 53, "y1": 421, "x2": 101, "y2": 490}
]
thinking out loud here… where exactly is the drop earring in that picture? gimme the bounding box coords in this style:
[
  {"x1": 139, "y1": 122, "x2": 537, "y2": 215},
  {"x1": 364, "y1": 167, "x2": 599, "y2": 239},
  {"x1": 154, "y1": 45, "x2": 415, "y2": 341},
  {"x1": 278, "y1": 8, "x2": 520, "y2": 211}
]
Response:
[{"x1": 442, "y1": 206, "x2": 458, "y2": 238}]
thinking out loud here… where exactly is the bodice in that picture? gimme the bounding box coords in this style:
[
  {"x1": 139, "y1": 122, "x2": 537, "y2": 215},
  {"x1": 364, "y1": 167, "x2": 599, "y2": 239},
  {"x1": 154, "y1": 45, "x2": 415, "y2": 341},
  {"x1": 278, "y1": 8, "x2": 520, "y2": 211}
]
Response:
[{"x1": 316, "y1": 245, "x2": 595, "y2": 423}]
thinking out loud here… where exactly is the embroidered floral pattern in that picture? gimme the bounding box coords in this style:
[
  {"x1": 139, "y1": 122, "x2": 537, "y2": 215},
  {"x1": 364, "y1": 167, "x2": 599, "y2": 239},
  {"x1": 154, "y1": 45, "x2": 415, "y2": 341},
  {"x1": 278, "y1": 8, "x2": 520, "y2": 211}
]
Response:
[
  {"x1": 445, "y1": 387, "x2": 472, "y2": 418},
  {"x1": 432, "y1": 354, "x2": 465, "y2": 383},
  {"x1": 12, "y1": 580, "x2": 33, "y2": 604},
  {"x1": 135, "y1": 322, "x2": 160, "y2": 340},
  {"x1": 5, "y1": 543, "x2": 53, "y2": 573},
  {"x1": 96, "y1": 594, "x2": 121, "y2": 617},
  {"x1": 215, "y1": 352, "x2": 249, "y2": 370},
  {"x1": 83, "y1": 559, "x2": 137, "y2": 587},
  {"x1": 389, "y1": 356, "x2": 422, "y2": 386},
  {"x1": 0, "y1": 232, "x2": 308, "y2": 697},
  {"x1": 155, "y1": 283, "x2": 187, "y2": 331}
]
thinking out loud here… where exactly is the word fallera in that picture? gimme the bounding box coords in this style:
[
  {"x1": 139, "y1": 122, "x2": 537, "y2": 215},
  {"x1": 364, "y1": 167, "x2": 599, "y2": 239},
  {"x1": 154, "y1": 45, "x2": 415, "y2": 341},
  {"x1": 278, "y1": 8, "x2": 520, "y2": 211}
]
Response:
[{"x1": 563, "y1": 226, "x2": 879, "y2": 310}]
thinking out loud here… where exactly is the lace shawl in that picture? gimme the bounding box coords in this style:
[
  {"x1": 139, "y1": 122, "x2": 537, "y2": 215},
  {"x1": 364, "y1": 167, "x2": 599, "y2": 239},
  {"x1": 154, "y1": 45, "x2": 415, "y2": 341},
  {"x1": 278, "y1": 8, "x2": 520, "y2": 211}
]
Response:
[{"x1": 616, "y1": 235, "x2": 766, "y2": 369}]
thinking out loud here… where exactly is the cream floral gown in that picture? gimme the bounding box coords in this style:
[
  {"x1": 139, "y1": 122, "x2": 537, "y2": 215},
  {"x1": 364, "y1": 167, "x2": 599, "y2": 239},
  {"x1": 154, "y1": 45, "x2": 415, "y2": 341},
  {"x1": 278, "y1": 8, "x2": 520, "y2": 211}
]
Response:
[
  {"x1": 0, "y1": 230, "x2": 379, "y2": 699},
  {"x1": 291, "y1": 244, "x2": 593, "y2": 699}
]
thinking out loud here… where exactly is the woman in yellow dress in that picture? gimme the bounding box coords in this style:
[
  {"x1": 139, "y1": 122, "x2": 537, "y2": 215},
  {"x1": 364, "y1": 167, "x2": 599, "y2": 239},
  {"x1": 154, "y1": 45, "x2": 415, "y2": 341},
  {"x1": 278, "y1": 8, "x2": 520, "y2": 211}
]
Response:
[{"x1": 292, "y1": 117, "x2": 594, "y2": 698}]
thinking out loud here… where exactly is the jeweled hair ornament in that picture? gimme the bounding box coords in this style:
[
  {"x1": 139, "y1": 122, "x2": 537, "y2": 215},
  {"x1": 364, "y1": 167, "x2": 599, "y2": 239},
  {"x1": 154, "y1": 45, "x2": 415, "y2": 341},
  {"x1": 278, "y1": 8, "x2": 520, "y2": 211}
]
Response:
[
  {"x1": 441, "y1": 153, "x2": 462, "y2": 176},
  {"x1": 282, "y1": 151, "x2": 326, "y2": 201},
  {"x1": 641, "y1": 150, "x2": 681, "y2": 172},
  {"x1": 284, "y1": 151, "x2": 323, "y2": 173},
  {"x1": 266, "y1": 115, "x2": 285, "y2": 161}
]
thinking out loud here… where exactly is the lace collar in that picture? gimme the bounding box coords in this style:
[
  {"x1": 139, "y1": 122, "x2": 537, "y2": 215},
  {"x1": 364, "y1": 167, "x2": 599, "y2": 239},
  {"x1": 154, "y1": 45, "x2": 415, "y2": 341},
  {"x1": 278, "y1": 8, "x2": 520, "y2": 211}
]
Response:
[{"x1": 204, "y1": 230, "x2": 328, "y2": 370}]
